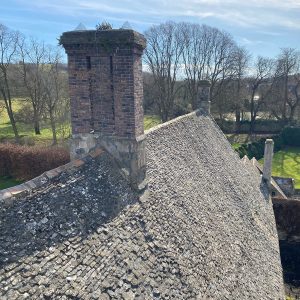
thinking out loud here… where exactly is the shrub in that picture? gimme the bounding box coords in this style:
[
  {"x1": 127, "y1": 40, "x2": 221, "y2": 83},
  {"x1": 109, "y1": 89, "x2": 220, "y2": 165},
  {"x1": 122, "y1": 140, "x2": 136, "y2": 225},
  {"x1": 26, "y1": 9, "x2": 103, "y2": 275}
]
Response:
[
  {"x1": 281, "y1": 127, "x2": 300, "y2": 147},
  {"x1": 235, "y1": 135, "x2": 284, "y2": 160},
  {"x1": 236, "y1": 143, "x2": 248, "y2": 158},
  {"x1": 216, "y1": 119, "x2": 285, "y2": 134},
  {"x1": 0, "y1": 143, "x2": 70, "y2": 180},
  {"x1": 273, "y1": 134, "x2": 284, "y2": 152},
  {"x1": 14, "y1": 104, "x2": 34, "y2": 124},
  {"x1": 237, "y1": 139, "x2": 265, "y2": 160},
  {"x1": 96, "y1": 21, "x2": 113, "y2": 30}
]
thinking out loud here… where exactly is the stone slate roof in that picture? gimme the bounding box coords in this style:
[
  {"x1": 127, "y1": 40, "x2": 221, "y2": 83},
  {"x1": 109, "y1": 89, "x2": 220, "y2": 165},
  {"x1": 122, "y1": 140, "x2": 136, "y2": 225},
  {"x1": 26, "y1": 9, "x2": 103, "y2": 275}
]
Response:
[{"x1": 0, "y1": 112, "x2": 284, "y2": 299}]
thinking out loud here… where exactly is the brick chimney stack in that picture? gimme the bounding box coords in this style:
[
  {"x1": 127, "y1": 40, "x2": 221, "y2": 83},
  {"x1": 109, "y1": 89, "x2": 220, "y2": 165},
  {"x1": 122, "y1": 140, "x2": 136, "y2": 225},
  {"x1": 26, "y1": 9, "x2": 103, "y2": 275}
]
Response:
[
  {"x1": 60, "y1": 28, "x2": 147, "y2": 190},
  {"x1": 197, "y1": 80, "x2": 211, "y2": 114}
]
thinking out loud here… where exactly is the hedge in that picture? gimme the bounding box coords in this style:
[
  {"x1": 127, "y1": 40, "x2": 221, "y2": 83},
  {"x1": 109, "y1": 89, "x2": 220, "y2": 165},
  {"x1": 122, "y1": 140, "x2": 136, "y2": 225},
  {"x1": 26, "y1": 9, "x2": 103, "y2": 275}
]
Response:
[
  {"x1": 0, "y1": 143, "x2": 70, "y2": 181},
  {"x1": 235, "y1": 139, "x2": 271, "y2": 160},
  {"x1": 281, "y1": 127, "x2": 300, "y2": 147},
  {"x1": 235, "y1": 126, "x2": 298, "y2": 159},
  {"x1": 216, "y1": 119, "x2": 285, "y2": 134}
]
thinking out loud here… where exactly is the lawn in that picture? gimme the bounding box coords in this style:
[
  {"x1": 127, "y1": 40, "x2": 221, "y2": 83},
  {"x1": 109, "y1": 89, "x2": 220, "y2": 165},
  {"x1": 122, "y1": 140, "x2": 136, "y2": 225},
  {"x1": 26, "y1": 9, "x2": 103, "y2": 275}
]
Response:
[
  {"x1": 0, "y1": 99, "x2": 71, "y2": 146},
  {"x1": 144, "y1": 115, "x2": 161, "y2": 130},
  {"x1": 0, "y1": 176, "x2": 23, "y2": 190},
  {"x1": 259, "y1": 147, "x2": 300, "y2": 189}
]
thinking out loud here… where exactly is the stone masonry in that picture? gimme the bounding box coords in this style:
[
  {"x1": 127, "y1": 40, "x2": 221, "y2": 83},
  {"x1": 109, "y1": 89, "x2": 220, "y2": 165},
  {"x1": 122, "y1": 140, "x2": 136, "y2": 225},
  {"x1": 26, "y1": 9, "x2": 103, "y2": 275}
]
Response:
[
  {"x1": 263, "y1": 139, "x2": 274, "y2": 188},
  {"x1": 60, "y1": 29, "x2": 147, "y2": 190},
  {"x1": 197, "y1": 80, "x2": 211, "y2": 114}
]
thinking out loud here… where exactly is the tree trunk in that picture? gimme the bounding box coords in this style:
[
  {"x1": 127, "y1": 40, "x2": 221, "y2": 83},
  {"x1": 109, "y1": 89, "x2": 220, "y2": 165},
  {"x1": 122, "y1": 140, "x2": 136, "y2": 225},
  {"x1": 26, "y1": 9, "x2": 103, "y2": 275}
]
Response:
[
  {"x1": 33, "y1": 109, "x2": 41, "y2": 135},
  {"x1": 3, "y1": 98, "x2": 19, "y2": 143},
  {"x1": 250, "y1": 114, "x2": 256, "y2": 135},
  {"x1": 283, "y1": 75, "x2": 288, "y2": 121},
  {"x1": 235, "y1": 109, "x2": 241, "y2": 133},
  {"x1": 1, "y1": 74, "x2": 20, "y2": 142},
  {"x1": 289, "y1": 105, "x2": 296, "y2": 125},
  {"x1": 49, "y1": 109, "x2": 57, "y2": 145}
]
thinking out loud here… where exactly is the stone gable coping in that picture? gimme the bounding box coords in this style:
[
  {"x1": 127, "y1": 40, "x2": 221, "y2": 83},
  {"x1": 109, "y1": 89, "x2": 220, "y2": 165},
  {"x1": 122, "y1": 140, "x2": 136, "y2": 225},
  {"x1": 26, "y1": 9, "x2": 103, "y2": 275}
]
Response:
[{"x1": 0, "y1": 148, "x2": 104, "y2": 203}]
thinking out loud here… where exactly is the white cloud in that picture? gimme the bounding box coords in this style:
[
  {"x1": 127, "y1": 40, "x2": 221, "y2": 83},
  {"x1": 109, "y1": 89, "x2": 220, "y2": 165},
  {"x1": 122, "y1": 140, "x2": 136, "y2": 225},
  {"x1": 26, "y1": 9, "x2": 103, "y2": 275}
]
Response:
[
  {"x1": 240, "y1": 37, "x2": 264, "y2": 46},
  {"x1": 16, "y1": 0, "x2": 300, "y2": 30}
]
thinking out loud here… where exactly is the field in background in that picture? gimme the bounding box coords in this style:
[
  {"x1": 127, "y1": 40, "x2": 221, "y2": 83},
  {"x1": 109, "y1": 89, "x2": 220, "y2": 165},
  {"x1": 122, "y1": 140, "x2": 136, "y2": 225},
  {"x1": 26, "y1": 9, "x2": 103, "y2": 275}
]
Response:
[
  {"x1": 229, "y1": 132, "x2": 300, "y2": 189},
  {"x1": 259, "y1": 147, "x2": 300, "y2": 189},
  {"x1": 226, "y1": 133, "x2": 277, "y2": 148},
  {"x1": 0, "y1": 99, "x2": 71, "y2": 146},
  {"x1": 144, "y1": 115, "x2": 161, "y2": 130},
  {"x1": 0, "y1": 176, "x2": 22, "y2": 190}
]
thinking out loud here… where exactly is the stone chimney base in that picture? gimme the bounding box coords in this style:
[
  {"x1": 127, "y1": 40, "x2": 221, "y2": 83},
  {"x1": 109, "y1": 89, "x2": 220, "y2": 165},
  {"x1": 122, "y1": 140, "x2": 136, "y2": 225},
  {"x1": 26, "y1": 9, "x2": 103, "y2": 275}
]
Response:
[
  {"x1": 96, "y1": 135, "x2": 147, "y2": 192},
  {"x1": 70, "y1": 134, "x2": 147, "y2": 192},
  {"x1": 70, "y1": 134, "x2": 96, "y2": 160}
]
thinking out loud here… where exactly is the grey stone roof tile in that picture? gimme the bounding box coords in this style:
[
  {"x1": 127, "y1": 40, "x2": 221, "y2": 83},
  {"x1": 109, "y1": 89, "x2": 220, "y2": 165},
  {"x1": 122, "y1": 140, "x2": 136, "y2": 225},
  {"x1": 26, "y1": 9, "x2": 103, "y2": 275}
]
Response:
[{"x1": 0, "y1": 112, "x2": 285, "y2": 299}]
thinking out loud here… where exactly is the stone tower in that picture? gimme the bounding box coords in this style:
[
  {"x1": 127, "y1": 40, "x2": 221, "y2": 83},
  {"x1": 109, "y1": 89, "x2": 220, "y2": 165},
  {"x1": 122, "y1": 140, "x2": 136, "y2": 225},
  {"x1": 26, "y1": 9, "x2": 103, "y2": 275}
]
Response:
[{"x1": 60, "y1": 28, "x2": 147, "y2": 190}]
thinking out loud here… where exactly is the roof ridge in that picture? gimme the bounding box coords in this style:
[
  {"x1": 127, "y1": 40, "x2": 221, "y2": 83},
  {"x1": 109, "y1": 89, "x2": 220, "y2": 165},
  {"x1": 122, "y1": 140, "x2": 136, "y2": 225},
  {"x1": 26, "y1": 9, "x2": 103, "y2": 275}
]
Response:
[{"x1": 145, "y1": 110, "x2": 202, "y2": 135}]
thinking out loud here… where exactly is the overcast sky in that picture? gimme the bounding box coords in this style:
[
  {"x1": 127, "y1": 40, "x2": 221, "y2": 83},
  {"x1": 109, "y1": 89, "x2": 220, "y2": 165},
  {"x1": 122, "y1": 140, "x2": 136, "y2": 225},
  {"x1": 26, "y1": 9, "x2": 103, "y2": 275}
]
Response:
[{"x1": 1, "y1": 0, "x2": 300, "y2": 59}]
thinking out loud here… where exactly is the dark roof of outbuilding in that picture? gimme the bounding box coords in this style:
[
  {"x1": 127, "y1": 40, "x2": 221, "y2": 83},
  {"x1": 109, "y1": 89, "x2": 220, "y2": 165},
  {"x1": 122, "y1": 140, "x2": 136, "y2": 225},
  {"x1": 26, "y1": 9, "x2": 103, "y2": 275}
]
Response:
[{"x1": 0, "y1": 112, "x2": 284, "y2": 299}]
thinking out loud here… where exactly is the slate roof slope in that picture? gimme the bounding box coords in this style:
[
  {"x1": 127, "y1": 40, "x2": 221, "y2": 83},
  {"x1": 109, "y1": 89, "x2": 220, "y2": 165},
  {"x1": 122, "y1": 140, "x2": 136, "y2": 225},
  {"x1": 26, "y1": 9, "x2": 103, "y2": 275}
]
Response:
[{"x1": 0, "y1": 112, "x2": 284, "y2": 299}]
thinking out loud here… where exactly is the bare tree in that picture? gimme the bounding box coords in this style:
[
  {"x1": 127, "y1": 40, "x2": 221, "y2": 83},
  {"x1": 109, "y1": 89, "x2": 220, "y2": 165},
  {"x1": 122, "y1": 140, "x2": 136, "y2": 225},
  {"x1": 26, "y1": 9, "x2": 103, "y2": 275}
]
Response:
[
  {"x1": 181, "y1": 23, "x2": 238, "y2": 115},
  {"x1": 248, "y1": 56, "x2": 274, "y2": 133},
  {"x1": 19, "y1": 38, "x2": 48, "y2": 134},
  {"x1": 181, "y1": 23, "x2": 209, "y2": 110},
  {"x1": 231, "y1": 46, "x2": 251, "y2": 130},
  {"x1": 271, "y1": 48, "x2": 300, "y2": 123},
  {"x1": 144, "y1": 22, "x2": 185, "y2": 121},
  {"x1": 0, "y1": 24, "x2": 20, "y2": 142},
  {"x1": 288, "y1": 73, "x2": 300, "y2": 123},
  {"x1": 43, "y1": 46, "x2": 69, "y2": 145}
]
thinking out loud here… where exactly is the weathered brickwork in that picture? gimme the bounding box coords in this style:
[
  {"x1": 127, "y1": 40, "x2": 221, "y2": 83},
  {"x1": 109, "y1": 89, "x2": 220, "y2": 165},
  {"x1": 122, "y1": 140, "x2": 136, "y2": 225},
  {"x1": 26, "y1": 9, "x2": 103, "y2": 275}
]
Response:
[
  {"x1": 60, "y1": 30, "x2": 146, "y2": 138},
  {"x1": 60, "y1": 30, "x2": 147, "y2": 190}
]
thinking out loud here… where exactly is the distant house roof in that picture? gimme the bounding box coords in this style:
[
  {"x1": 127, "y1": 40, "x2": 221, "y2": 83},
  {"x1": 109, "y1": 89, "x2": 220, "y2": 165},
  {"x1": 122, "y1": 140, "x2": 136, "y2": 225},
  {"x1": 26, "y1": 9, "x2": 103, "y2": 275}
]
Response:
[{"x1": 0, "y1": 112, "x2": 284, "y2": 299}]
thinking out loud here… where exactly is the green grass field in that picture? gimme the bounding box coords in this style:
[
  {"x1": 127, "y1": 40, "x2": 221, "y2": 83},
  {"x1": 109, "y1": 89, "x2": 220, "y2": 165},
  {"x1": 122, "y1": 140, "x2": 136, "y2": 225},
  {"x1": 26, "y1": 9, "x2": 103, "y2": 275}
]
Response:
[
  {"x1": 0, "y1": 99, "x2": 71, "y2": 146},
  {"x1": 144, "y1": 115, "x2": 161, "y2": 130},
  {"x1": 0, "y1": 176, "x2": 23, "y2": 190},
  {"x1": 259, "y1": 147, "x2": 300, "y2": 189}
]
